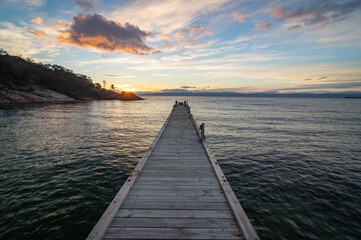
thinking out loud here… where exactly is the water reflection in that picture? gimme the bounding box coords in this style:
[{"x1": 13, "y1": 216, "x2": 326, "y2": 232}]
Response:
[{"x1": 0, "y1": 97, "x2": 360, "y2": 239}]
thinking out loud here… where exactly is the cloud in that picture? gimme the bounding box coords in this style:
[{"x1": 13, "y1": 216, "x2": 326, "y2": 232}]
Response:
[
  {"x1": 27, "y1": 29, "x2": 47, "y2": 39},
  {"x1": 270, "y1": 8, "x2": 285, "y2": 17},
  {"x1": 319, "y1": 76, "x2": 328, "y2": 80},
  {"x1": 6, "y1": 0, "x2": 45, "y2": 7},
  {"x1": 102, "y1": 75, "x2": 135, "y2": 78},
  {"x1": 282, "y1": 0, "x2": 361, "y2": 29},
  {"x1": 0, "y1": 22, "x2": 56, "y2": 56},
  {"x1": 31, "y1": 17, "x2": 43, "y2": 25},
  {"x1": 277, "y1": 81, "x2": 361, "y2": 91},
  {"x1": 155, "y1": 25, "x2": 211, "y2": 52},
  {"x1": 161, "y1": 88, "x2": 191, "y2": 93},
  {"x1": 180, "y1": 39, "x2": 206, "y2": 46},
  {"x1": 255, "y1": 21, "x2": 271, "y2": 31},
  {"x1": 74, "y1": 0, "x2": 101, "y2": 12},
  {"x1": 304, "y1": 78, "x2": 312, "y2": 81},
  {"x1": 304, "y1": 13, "x2": 361, "y2": 47},
  {"x1": 111, "y1": 0, "x2": 230, "y2": 33},
  {"x1": 158, "y1": 33, "x2": 173, "y2": 41},
  {"x1": 181, "y1": 86, "x2": 196, "y2": 89},
  {"x1": 287, "y1": 24, "x2": 302, "y2": 30},
  {"x1": 173, "y1": 25, "x2": 212, "y2": 41},
  {"x1": 152, "y1": 73, "x2": 169, "y2": 77},
  {"x1": 231, "y1": 12, "x2": 246, "y2": 23},
  {"x1": 57, "y1": 13, "x2": 154, "y2": 55}
]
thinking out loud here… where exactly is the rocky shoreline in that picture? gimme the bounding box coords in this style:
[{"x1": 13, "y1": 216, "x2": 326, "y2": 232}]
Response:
[
  {"x1": 0, "y1": 84, "x2": 143, "y2": 104},
  {"x1": 0, "y1": 85, "x2": 77, "y2": 104}
]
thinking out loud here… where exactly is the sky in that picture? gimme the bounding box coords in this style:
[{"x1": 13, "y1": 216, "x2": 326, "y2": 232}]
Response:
[{"x1": 0, "y1": 0, "x2": 361, "y2": 93}]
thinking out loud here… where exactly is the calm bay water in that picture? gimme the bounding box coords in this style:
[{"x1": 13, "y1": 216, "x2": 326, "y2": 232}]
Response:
[{"x1": 0, "y1": 96, "x2": 360, "y2": 240}]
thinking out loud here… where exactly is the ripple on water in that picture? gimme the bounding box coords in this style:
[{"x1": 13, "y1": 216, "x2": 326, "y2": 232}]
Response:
[{"x1": 0, "y1": 97, "x2": 360, "y2": 239}]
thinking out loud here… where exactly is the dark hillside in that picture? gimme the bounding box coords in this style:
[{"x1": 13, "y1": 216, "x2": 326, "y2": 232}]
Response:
[{"x1": 0, "y1": 49, "x2": 142, "y2": 102}]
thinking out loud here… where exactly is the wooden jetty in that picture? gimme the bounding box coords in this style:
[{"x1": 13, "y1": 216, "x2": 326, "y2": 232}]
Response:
[{"x1": 87, "y1": 101, "x2": 259, "y2": 240}]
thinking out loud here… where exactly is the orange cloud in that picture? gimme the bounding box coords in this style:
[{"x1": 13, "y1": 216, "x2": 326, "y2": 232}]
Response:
[
  {"x1": 180, "y1": 39, "x2": 206, "y2": 46},
  {"x1": 27, "y1": 29, "x2": 47, "y2": 39},
  {"x1": 255, "y1": 21, "x2": 271, "y2": 31},
  {"x1": 173, "y1": 25, "x2": 211, "y2": 41},
  {"x1": 31, "y1": 17, "x2": 43, "y2": 25},
  {"x1": 271, "y1": 8, "x2": 285, "y2": 17},
  {"x1": 231, "y1": 12, "x2": 246, "y2": 23},
  {"x1": 265, "y1": 7, "x2": 285, "y2": 17},
  {"x1": 57, "y1": 13, "x2": 153, "y2": 55},
  {"x1": 158, "y1": 33, "x2": 173, "y2": 41},
  {"x1": 55, "y1": 20, "x2": 63, "y2": 29}
]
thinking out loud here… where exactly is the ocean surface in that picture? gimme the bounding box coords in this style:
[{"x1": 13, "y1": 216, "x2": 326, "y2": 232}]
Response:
[{"x1": 0, "y1": 96, "x2": 360, "y2": 240}]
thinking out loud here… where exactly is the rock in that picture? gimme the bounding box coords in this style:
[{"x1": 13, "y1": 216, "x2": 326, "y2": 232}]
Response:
[
  {"x1": 0, "y1": 84, "x2": 76, "y2": 104},
  {"x1": 119, "y1": 91, "x2": 144, "y2": 101}
]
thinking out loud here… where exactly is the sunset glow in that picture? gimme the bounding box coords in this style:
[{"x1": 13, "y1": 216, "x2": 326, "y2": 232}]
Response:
[
  {"x1": 0, "y1": 0, "x2": 360, "y2": 93},
  {"x1": 114, "y1": 84, "x2": 139, "y2": 92}
]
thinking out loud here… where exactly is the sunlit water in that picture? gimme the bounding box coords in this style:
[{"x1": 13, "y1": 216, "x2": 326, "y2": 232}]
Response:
[{"x1": 0, "y1": 96, "x2": 360, "y2": 240}]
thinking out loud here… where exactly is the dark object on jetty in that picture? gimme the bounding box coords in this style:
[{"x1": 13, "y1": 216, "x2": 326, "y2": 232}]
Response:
[{"x1": 87, "y1": 101, "x2": 259, "y2": 240}]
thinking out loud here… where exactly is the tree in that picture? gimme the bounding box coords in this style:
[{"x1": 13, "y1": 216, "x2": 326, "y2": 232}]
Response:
[
  {"x1": 0, "y1": 49, "x2": 8, "y2": 56},
  {"x1": 94, "y1": 83, "x2": 101, "y2": 89},
  {"x1": 111, "y1": 84, "x2": 114, "y2": 90},
  {"x1": 103, "y1": 80, "x2": 106, "y2": 89}
]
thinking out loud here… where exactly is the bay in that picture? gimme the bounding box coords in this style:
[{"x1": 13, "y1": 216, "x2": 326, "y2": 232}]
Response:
[{"x1": 0, "y1": 96, "x2": 360, "y2": 239}]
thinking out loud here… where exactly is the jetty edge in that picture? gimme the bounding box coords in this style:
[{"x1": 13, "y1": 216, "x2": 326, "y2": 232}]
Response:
[{"x1": 87, "y1": 101, "x2": 259, "y2": 240}]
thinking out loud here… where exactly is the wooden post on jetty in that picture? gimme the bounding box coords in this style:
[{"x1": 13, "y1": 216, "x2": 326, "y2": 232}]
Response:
[{"x1": 87, "y1": 101, "x2": 259, "y2": 240}]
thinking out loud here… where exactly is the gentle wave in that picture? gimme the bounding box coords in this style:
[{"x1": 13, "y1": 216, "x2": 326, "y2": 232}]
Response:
[{"x1": 0, "y1": 97, "x2": 360, "y2": 239}]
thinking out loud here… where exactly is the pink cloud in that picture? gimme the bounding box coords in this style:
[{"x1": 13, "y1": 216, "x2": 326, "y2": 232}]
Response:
[
  {"x1": 173, "y1": 25, "x2": 211, "y2": 41},
  {"x1": 255, "y1": 21, "x2": 271, "y2": 31},
  {"x1": 231, "y1": 12, "x2": 246, "y2": 23},
  {"x1": 158, "y1": 33, "x2": 173, "y2": 41}
]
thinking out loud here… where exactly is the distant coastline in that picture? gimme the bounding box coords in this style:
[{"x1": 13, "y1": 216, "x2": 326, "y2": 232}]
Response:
[{"x1": 139, "y1": 91, "x2": 361, "y2": 98}]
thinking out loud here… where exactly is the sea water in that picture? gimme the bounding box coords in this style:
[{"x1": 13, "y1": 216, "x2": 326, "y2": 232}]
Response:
[{"x1": 0, "y1": 96, "x2": 360, "y2": 239}]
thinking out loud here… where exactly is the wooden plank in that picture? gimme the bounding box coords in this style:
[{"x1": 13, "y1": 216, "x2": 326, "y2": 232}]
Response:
[
  {"x1": 127, "y1": 191, "x2": 224, "y2": 198},
  {"x1": 103, "y1": 228, "x2": 243, "y2": 239},
  {"x1": 150, "y1": 153, "x2": 206, "y2": 157},
  {"x1": 142, "y1": 165, "x2": 212, "y2": 170},
  {"x1": 134, "y1": 180, "x2": 218, "y2": 186},
  {"x1": 139, "y1": 171, "x2": 214, "y2": 178},
  {"x1": 120, "y1": 201, "x2": 229, "y2": 210},
  {"x1": 116, "y1": 209, "x2": 234, "y2": 218},
  {"x1": 124, "y1": 195, "x2": 227, "y2": 203},
  {"x1": 136, "y1": 176, "x2": 215, "y2": 181},
  {"x1": 110, "y1": 218, "x2": 237, "y2": 228},
  {"x1": 139, "y1": 174, "x2": 214, "y2": 178},
  {"x1": 146, "y1": 160, "x2": 209, "y2": 164},
  {"x1": 131, "y1": 185, "x2": 220, "y2": 191}
]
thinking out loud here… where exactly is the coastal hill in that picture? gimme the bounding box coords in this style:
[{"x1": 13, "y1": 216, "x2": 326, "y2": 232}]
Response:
[{"x1": 0, "y1": 49, "x2": 143, "y2": 104}]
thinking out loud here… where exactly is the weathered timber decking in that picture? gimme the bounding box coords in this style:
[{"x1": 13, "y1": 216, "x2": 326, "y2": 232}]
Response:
[{"x1": 87, "y1": 102, "x2": 259, "y2": 240}]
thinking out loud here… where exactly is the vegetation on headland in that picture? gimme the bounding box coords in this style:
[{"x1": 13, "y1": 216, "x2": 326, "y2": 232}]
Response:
[{"x1": 0, "y1": 49, "x2": 143, "y2": 103}]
